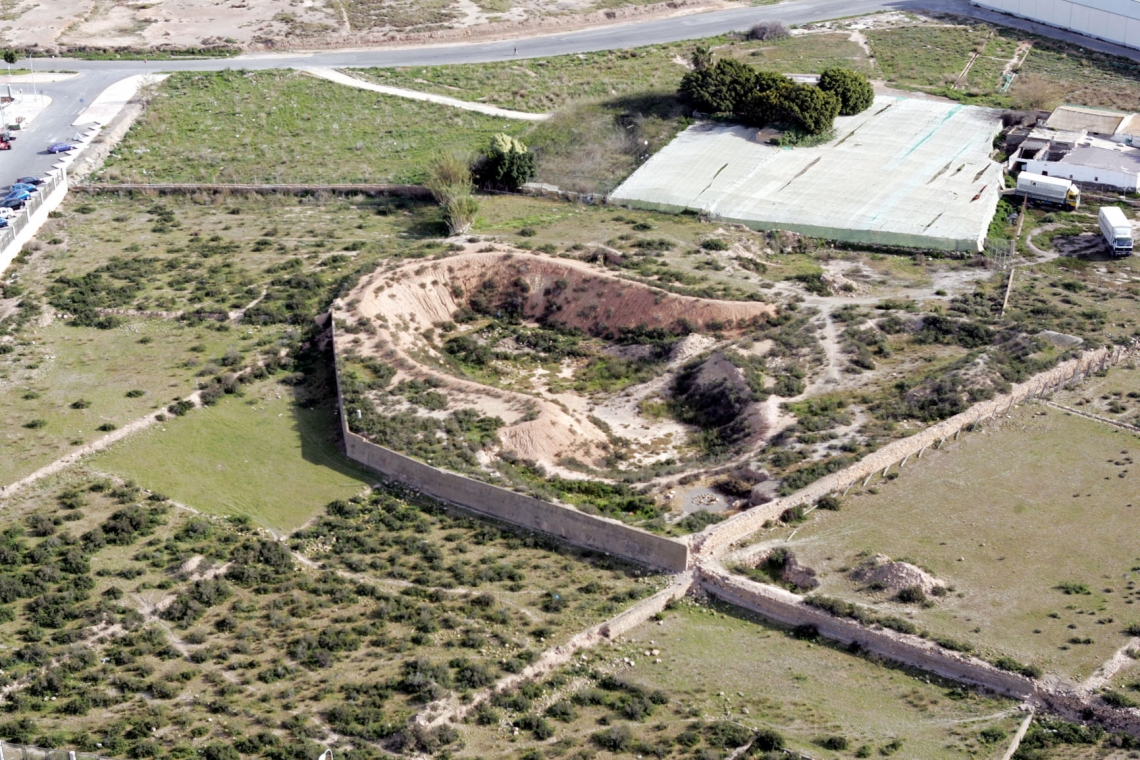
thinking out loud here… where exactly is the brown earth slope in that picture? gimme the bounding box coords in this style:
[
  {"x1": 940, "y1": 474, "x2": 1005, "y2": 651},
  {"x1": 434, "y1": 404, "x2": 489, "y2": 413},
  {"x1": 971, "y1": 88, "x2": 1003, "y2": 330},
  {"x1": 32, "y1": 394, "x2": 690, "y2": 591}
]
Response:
[{"x1": 338, "y1": 247, "x2": 776, "y2": 474}]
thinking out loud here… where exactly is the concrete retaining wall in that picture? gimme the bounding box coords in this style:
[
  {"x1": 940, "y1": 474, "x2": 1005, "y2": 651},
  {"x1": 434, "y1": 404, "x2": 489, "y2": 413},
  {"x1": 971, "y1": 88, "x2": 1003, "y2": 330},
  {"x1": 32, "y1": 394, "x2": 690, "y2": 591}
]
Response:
[
  {"x1": 343, "y1": 430, "x2": 689, "y2": 571},
  {"x1": 695, "y1": 344, "x2": 1135, "y2": 558},
  {"x1": 698, "y1": 563, "x2": 1039, "y2": 699}
]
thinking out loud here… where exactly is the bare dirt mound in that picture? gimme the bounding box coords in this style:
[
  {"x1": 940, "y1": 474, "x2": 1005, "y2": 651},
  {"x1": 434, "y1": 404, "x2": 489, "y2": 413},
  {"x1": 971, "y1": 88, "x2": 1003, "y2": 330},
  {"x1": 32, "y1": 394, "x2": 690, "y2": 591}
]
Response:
[
  {"x1": 366, "y1": 250, "x2": 774, "y2": 337},
  {"x1": 851, "y1": 553, "x2": 947, "y2": 595},
  {"x1": 340, "y1": 247, "x2": 776, "y2": 473}
]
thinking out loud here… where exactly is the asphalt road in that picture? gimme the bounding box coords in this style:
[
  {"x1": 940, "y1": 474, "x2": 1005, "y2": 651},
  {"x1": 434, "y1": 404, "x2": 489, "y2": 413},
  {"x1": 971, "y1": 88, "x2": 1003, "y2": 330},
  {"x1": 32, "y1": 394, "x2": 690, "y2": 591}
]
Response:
[{"x1": 7, "y1": 0, "x2": 1140, "y2": 188}]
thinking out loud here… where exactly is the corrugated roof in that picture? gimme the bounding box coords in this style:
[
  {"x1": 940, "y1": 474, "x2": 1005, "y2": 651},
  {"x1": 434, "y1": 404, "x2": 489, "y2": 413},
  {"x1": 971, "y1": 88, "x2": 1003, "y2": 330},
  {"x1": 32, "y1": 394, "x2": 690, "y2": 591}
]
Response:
[{"x1": 1046, "y1": 106, "x2": 1128, "y2": 134}]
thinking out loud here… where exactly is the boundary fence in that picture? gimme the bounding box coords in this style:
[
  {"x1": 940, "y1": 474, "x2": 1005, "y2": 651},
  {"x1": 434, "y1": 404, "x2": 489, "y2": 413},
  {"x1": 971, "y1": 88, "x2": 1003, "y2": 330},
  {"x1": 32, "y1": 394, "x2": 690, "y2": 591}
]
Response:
[{"x1": 0, "y1": 170, "x2": 69, "y2": 276}]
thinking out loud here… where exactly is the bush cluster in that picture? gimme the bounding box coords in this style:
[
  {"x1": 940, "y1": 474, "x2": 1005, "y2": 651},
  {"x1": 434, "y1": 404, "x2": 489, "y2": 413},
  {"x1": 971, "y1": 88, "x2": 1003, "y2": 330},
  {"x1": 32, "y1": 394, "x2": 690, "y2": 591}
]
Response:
[{"x1": 679, "y1": 60, "x2": 872, "y2": 135}]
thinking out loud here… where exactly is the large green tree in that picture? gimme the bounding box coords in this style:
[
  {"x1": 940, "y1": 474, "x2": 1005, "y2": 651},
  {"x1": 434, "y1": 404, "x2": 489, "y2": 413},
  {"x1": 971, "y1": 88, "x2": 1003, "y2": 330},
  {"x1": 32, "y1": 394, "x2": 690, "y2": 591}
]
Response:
[
  {"x1": 780, "y1": 85, "x2": 842, "y2": 134},
  {"x1": 817, "y1": 67, "x2": 874, "y2": 116},
  {"x1": 678, "y1": 59, "x2": 761, "y2": 115}
]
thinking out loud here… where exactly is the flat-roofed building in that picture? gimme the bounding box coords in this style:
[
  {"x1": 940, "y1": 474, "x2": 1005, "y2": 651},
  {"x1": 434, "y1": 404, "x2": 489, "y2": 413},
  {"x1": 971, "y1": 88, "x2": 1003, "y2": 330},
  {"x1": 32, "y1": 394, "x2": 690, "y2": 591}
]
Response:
[{"x1": 972, "y1": 0, "x2": 1140, "y2": 51}]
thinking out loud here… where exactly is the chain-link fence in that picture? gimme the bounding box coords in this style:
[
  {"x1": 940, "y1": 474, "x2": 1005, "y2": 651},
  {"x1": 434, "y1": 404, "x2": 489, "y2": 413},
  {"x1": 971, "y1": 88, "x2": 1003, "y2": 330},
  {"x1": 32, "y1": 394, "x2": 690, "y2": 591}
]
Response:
[
  {"x1": 0, "y1": 740, "x2": 114, "y2": 760},
  {"x1": 0, "y1": 169, "x2": 68, "y2": 255}
]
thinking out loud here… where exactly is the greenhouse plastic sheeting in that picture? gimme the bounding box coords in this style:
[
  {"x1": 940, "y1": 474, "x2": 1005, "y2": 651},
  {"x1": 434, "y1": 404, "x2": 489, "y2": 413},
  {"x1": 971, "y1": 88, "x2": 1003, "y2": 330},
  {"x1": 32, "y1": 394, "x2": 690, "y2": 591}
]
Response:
[{"x1": 609, "y1": 97, "x2": 1005, "y2": 252}]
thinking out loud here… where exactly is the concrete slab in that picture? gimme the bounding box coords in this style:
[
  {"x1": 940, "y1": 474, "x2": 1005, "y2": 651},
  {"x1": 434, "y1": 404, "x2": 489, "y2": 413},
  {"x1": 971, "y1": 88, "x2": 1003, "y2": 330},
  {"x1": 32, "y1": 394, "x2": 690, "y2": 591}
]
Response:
[
  {"x1": 609, "y1": 97, "x2": 1006, "y2": 252},
  {"x1": 73, "y1": 73, "x2": 169, "y2": 127}
]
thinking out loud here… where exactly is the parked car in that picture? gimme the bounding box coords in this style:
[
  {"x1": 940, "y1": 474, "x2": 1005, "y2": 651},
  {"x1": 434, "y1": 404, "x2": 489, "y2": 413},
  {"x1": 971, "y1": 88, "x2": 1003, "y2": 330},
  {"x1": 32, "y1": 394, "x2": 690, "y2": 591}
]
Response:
[
  {"x1": 46, "y1": 143, "x2": 75, "y2": 154},
  {"x1": 0, "y1": 218, "x2": 10, "y2": 229},
  {"x1": 1, "y1": 197, "x2": 26, "y2": 210},
  {"x1": 15, "y1": 176, "x2": 43, "y2": 186},
  {"x1": 10, "y1": 184, "x2": 37, "y2": 194}
]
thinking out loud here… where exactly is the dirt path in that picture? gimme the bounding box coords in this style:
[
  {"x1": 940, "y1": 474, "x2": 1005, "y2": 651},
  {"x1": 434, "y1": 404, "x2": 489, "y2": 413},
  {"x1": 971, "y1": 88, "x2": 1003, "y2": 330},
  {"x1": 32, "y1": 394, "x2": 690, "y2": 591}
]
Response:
[
  {"x1": 415, "y1": 572, "x2": 693, "y2": 728},
  {"x1": 304, "y1": 67, "x2": 550, "y2": 122},
  {"x1": 0, "y1": 389, "x2": 204, "y2": 498},
  {"x1": 1000, "y1": 709, "x2": 1036, "y2": 760},
  {"x1": 1078, "y1": 639, "x2": 1140, "y2": 694},
  {"x1": 1002, "y1": 41, "x2": 1033, "y2": 77}
]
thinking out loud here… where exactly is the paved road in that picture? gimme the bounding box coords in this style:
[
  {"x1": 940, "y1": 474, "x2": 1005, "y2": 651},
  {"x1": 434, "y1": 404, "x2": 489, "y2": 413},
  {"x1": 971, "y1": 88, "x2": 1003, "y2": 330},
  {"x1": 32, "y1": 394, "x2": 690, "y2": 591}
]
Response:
[{"x1": 7, "y1": 0, "x2": 1140, "y2": 186}]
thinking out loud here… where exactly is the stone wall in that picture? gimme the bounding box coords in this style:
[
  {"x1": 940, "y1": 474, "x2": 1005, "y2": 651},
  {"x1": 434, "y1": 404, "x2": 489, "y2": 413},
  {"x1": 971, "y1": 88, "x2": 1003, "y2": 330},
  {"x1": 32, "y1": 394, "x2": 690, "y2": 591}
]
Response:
[
  {"x1": 343, "y1": 431, "x2": 690, "y2": 571},
  {"x1": 697, "y1": 563, "x2": 1039, "y2": 699},
  {"x1": 694, "y1": 344, "x2": 1134, "y2": 559}
]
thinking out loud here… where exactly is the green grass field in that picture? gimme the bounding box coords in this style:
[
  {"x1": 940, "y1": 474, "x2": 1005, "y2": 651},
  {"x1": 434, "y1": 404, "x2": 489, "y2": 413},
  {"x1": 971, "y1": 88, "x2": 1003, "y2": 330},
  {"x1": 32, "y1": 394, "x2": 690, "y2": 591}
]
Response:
[
  {"x1": 756, "y1": 403, "x2": 1140, "y2": 683},
  {"x1": 91, "y1": 380, "x2": 372, "y2": 532},
  {"x1": 0, "y1": 320, "x2": 248, "y2": 485},
  {"x1": 100, "y1": 69, "x2": 529, "y2": 184},
  {"x1": 350, "y1": 33, "x2": 868, "y2": 115},
  {"x1": 459, "y1": 601, "x2": 1020, "y2": 759},
  {"x1": 0, "y1": 192, "x2": 449, "y2": 488}
]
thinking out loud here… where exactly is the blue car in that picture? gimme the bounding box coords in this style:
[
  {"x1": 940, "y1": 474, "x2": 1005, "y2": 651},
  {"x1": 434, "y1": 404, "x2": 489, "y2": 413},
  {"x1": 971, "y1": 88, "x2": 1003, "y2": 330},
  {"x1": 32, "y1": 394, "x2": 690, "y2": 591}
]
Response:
[
  {"x1": 46, "y1": 143, "x2": 75, "y2": 154},
  {"x1": 0, "y1": 218, "x2": 9, "y2": 228},
  {"x1": 0, "y1": 197, "x2": 25, "y2": 210},
  {"x1": 10, "y1": 183, "x2": 37, "y2": 194}
]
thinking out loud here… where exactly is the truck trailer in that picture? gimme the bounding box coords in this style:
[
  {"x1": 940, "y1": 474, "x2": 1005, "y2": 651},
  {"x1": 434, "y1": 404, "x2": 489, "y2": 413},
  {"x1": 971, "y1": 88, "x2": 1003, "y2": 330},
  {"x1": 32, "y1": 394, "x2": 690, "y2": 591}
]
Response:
[
  {"x1": 1015, "y1": 172, "x2": 1080, "y2": 210},
  {"x1": 1099, "y1": 206, "x2": 1133, "y2": 257}
]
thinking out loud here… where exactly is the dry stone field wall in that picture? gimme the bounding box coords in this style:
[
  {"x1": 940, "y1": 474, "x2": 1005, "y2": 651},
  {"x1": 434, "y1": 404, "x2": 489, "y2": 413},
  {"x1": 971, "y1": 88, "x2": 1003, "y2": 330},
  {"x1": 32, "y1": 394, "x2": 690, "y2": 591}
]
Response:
[
  {"x1": 341, "y1": 427, "x2": 690, "y2": 571},
  {"x1": 697, "y1": 563, "x2": 1039, "y2": 699},
  {"x1": 692, "y1": 343, "x2": 1136, "y2": 559}
]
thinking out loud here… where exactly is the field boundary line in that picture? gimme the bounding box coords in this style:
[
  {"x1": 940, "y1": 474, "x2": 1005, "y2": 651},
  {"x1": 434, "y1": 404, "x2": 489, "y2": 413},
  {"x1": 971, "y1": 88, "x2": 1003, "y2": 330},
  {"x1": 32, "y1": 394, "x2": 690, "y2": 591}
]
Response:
[
  {"x1": 1000, "y1": 709, "x2": 1035, "y2": 760},
  {"x1": 307, "y1": 67, "x2": 550, "y2": 121},
  {"x1": 1044, "y1": 400, "x2": 1140, "y2": 435},
  {"x1": 72, "y1": 182, "x2": 433, "y2": 197},
  {"x1": 692, "y1": 343, "x2": 1137, "y2": 559},
  {"x1": 0, "y1": 388, "x2": 206, "y2": 499},
  {"x1": 415, "y1": 571, "x2": 694, "y2": 728}
]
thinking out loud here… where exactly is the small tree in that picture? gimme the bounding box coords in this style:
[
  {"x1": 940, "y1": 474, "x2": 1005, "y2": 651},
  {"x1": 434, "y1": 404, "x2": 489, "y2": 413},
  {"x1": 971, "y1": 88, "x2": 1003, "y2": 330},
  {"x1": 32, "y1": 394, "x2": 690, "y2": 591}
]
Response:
[
  {"x1": 425, "y1": 152, "x2": 478, "y2": 235},
  {"x1": 690, "y1": 44, "x2": 713, "y2": 72},
  {"x1": 818, "y1": 67, "x2": 874, "y2": 115},
  {"x1": 2, "y1": 50, "x2": 15, "y2": 77},
  {"x1": 483, "y1": 133, "x2": 536, "y2": 191},
  {"x1": 735, "y1": 73, "x2": 794, "y2": 126}
]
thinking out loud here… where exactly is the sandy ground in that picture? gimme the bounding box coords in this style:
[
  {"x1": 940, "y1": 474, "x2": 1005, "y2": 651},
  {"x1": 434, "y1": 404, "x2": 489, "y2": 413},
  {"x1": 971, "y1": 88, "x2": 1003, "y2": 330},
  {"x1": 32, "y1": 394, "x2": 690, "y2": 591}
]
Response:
[
  {"x1": 336, "y1": 246, "x2": 775, "y2": 478},
  {"x1": 8, "y1": 0, "x2": 731, "y2": 52}
]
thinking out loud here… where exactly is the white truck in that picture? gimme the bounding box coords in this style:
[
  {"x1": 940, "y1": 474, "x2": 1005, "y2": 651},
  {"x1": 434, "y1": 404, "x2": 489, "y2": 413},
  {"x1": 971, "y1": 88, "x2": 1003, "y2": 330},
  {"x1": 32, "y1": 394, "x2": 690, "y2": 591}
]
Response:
[
  {"x1": 1015, "y1": 172, "x2": 1080, "y2": 210},
  {"x1": 1098, "y1": 206, "x2": 1133, "y2": 257}
]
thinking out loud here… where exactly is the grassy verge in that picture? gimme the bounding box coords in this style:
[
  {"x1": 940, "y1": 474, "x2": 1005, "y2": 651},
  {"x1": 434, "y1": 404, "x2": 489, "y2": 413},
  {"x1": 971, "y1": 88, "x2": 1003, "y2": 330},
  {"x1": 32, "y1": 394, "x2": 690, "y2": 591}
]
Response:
[{"x1": 348, "y1": 33, "x2": 869, "y2": 114}]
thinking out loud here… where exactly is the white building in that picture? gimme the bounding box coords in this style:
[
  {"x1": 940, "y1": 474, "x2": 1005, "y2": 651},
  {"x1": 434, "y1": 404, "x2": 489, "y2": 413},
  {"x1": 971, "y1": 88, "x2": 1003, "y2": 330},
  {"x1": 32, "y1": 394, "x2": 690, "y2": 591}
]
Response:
[
  {"x1": 973, "y1": 0, "x2": 1140, "y2": 51},
  {"x1": 1013, "y1": 129, "x2": 1140, "y2": 190}
]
